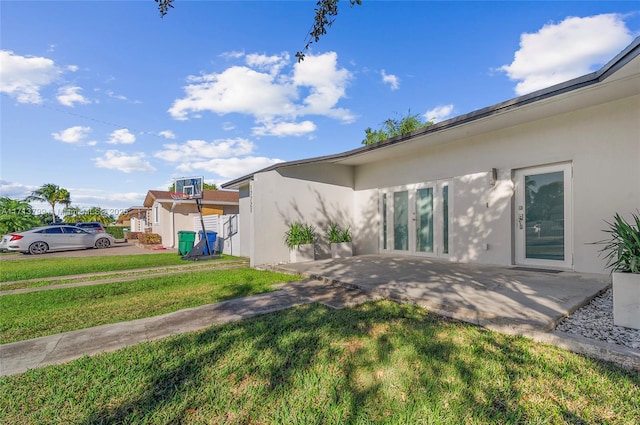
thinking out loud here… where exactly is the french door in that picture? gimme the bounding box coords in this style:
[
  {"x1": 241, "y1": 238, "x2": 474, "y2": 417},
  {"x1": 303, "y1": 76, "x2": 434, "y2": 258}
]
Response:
[
  {"x1": 381, "y1": 181, "x2": 451, "y2": 257},
  {"x1": 514, "y1": 163, "x2": 573, "y2": 269}
]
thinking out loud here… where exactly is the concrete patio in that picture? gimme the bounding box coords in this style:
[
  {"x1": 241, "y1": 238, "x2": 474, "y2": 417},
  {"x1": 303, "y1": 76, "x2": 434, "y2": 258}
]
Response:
[{"x1": 274, "y1": 254, "x2": 612, "y2": 334}]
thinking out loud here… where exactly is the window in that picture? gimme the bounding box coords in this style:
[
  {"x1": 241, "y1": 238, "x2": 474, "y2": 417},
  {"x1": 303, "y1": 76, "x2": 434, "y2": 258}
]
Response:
[
  {"x1": 44, "y1": 227, "x2": 63, "y2": 234},
  {"x1": 154, "y1": 205, "x2": 160, "y2": 223}
]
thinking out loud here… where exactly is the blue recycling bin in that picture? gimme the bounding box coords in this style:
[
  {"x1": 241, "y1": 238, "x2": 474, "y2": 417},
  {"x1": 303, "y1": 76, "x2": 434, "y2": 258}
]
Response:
[{"x1": 198, "y1": 230, "x2": 217, "y2": 255}]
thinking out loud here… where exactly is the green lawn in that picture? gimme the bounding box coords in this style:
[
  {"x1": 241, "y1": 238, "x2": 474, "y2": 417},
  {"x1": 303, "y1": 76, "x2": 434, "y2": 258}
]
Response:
[
  {"x1": 0, "y1": 268, "x2": 300, "y2": 343},
  {"x1": 0, "y1": 253, "x2": 193, "y2": 282},
  {"x1": 1, "y1": 301, "x2": 638, "y2": 424}
]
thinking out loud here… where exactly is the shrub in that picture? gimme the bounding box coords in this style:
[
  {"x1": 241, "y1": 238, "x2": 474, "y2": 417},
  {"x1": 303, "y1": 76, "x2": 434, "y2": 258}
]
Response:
[
  {"x1": 284, "y1": 222, "x2": 316, "y2": 249},
  {"x1": 138, "y1": 233, "x2": 162, "y2": 245},
  {"x1": 126, "y1": 232, "x2": 142, "y2": 240},
  {"x1": 597, "y1": 211, "x2": 640, "y2": 273},
  {"x1": 105, "y1": 226, "x2": 125, "y2": 239},
  {"x1": 326, "y1": 222, "x2": 352, "y2": 243}
]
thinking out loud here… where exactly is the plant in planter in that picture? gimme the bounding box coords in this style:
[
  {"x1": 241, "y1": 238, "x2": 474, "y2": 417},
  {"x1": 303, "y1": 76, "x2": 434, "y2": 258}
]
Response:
[
  {"x1": 284, "y1": 222, "x2": 316, "y2": 262},
  {"x1": 327, "y1": 222, "x2": 353, "y2": 258},
  {"x1": 597, "y1": 211, "x2": 640, "y2": 329}
]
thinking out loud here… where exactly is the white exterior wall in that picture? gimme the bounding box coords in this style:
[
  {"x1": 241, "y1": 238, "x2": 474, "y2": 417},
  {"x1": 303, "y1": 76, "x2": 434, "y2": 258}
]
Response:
[
  {"x1": 237, "y1": 50, "x2": 639, "y2": 273},
  {"x1": 238, "y1": 185, "x2": 252, "y2": 259},
  {"x1": 250, "y1": 164, "x2": 354, "y2": 266},
  {"x1": 151, "y1": 202, "x2": 205, "y2": 248},
  {"x1": 354, "y1": 94, "x2": 640, "y2": 273}
]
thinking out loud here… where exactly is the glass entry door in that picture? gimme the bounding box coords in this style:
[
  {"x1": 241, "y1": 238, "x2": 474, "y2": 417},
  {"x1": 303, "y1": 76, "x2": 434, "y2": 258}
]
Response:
[
  {"x1": 381, "y1": 181, "x2": 450, "y2": 257},
  {"x1": 514, "y1": 163, "x2": 572, "y2": 268}
]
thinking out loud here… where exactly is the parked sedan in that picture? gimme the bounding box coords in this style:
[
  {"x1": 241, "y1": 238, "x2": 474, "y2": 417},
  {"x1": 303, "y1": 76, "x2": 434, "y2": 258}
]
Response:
[{"x1": 0, "y1": 225, "x2": 115, "y2": 255}]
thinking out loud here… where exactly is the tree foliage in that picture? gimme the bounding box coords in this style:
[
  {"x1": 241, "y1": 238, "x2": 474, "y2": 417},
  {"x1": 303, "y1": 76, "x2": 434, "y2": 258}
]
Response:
[
  {"x1": 153, "y1": 0, "x2": 362, "y2": 62},
  {"x1": 296, "y1": 0, "x2": 362, "y2": 62},
  {"x1": 361, "y1": 110, "x2": 433, "y2": 145},
  {"x1": 63, "y1": 206, "x2": 114, "y2": 225},
  {"x1": 26, "y1": 184, "x2": 71, "y2": 224},
  {"x1": 0, "y1": 197, "x2": 41, "y2": 235}
]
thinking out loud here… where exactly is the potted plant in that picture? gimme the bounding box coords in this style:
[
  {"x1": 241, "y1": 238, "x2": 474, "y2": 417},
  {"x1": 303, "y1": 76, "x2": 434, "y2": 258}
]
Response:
[
  {"x1": 327, "y1": 222, "x2": 353, "y2": 258},
  {"x1": 597, "y1": 212, "x2": 640, "y2": 329},
  {"x1": 284, "y1": 222, "x2": 316, "y2": 262}
]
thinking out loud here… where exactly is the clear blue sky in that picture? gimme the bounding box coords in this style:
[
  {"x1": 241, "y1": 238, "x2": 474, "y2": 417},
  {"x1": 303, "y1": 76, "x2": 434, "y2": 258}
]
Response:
[{"x1": 1, "y1": 1, "x2": 639, "y2": 216}]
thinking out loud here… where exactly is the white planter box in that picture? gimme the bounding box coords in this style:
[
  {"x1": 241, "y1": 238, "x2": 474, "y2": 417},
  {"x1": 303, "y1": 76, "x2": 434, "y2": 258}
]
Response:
[
  {"x1": 290, "y1": 243, "x2": 315, "y2": 263},
  {"x1": 613, "y1": 272, "x2": 640, "y2": 330},
  {"x1": 331, "y1": 242, "x2": 353, "y2": 258}
]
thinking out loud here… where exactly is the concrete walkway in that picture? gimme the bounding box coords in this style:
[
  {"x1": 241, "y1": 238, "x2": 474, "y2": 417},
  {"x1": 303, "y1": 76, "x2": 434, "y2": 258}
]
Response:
[
  {"x1": 0, "y1": 280, "x2": 376, "y2": 376},
  {"x1": 3, "y1": 255, "x2": 639, "y2": 375}
]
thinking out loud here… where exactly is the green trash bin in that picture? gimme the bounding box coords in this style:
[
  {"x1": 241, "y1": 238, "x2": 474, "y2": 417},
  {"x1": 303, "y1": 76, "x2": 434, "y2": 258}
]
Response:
[{"x1": 178, "y1": 231, "x2": 196, "y2": 256}]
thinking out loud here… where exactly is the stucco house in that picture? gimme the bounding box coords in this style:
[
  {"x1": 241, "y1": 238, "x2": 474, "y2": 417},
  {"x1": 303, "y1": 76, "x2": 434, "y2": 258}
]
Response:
[
  {"x1": 222, "y1": 38, "x2": 639, "y2": 273},
  {"x1": 121, "y1": 207, "x2": 151, "y2": 233},
  {"x1": 143, "y1": 190, "x2": 239, "y2": 249}
]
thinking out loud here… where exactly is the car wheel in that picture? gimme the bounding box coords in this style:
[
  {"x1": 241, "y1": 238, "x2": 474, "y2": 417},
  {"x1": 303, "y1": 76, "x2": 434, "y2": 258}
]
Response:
[
  {"x1": 95, "y1": 238, "x2": 111, "y2": 249},
  {"x1": 29, "y1": 241, "x2": 49, "y2": 255}
]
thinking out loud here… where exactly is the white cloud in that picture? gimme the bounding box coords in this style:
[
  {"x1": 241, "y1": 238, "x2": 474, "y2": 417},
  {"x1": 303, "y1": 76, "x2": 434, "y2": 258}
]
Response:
[
  {"x1": 245, "y1": 52, "x2": 289, "y2": 75},
  {"x1": 169, "y1": 64, "x2": 297, "y2": 120},
  {"x1": 252, "y1": 120, "x2": 317, "y2": 137},
  {"x1": 425, "y1": 104, "x2": 455, "y2": 123},
  {"x1": 0, "y1": 50, "x2": 61, "y2": 103},
  {"x1": 381, "y1": 70, "x2": 400, "y2": 90},
  {"x1": 52, "y1": 126, "x2": 92, "y2": 144},
  {"x1": 292, "y1": 52, "x2": 355, "y2": 122},
  {"x1": 107, "y1": 128, "x2": 136, "y2": 144},
  {"x1": 158, "y1": 130, "x2": 176, "y2": 139},
  {"x1": 67, "y1": 65, "x2": 79, "y2": 72},
  {"x1": 154, "y1": 137, "x2": 283, "y2": 179},
  {"x1": 57, "y1": 85, "x2": 91, "y2": 107},
  {"x1": 69, "y1": 187, "x2": 145, "y2": 210},
  {"x1": 94, "y1": 150, "x2": 156, "y2": 173},
  {"x1": 176, "y1": 156, "x2": 283, "y2": 180},
  {"x1": 105, "y1": 90, "x2": 128, "y2": 101},
  {"x1": 500, "y1": 14, "x2": 634, "y2": 95},
  {"x1": 155, "y1": 138, "x2": 256, "y2": 162},
  {"x1": 0, "y1": 180, "x2": 36, "y2": 199},
  {"x1": 102, "y1": 89, "x2": 141, "y2": 104},
  {"x1": 169, "y1": 51, "x2": 354, "y2": 130},
  {"x1": 220, "y1": 50, "x2": 245, "y2": 60}
]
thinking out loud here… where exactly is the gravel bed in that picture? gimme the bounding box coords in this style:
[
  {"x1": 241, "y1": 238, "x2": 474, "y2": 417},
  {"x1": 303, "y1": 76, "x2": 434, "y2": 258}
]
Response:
[{"x1": 556, "y1": 288, "x2": 640, "y2": 350}]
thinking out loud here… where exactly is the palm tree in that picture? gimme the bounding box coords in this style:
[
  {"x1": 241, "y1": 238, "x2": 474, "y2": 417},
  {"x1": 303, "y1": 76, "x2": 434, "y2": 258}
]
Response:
[
  {"x1": 62, "y1": 206, "x2": 83, "y2": 223},
  {"x1": 26, "y1": 184, "x2": 71, "y2": 224},
  {"x1": 81, "y1": 207, "x2": 114, "y2": 225}
]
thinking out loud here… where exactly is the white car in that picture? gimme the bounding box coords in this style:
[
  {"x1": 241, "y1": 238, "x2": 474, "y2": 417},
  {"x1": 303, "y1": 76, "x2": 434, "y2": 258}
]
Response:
[{"x1": 0, "y1": 225, "x2": 115, "y2": 255}]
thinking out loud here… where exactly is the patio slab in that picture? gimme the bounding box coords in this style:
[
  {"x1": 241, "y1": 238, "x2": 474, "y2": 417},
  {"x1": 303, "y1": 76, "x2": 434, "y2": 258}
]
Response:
[{"x1": 273, "y1": 255, "x2": 612, "y2": 334}]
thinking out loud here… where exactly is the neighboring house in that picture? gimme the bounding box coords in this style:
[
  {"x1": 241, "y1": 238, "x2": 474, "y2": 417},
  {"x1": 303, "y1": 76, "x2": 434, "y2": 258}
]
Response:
[
  {"x1": 223, "y1": 38, "x2": 640, "y2": 274},
  {"x1": 143, "y1": 190, "x2": 239, "y2": 250},
  {"x1": 122, "y1": 207, "x2": 151, "y2": 233}
]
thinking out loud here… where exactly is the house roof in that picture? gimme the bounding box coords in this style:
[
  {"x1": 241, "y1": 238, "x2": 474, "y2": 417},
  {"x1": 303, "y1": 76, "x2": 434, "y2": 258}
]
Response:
[
  {"x1": 222, "y1": 36, "x2": 640, "y2": 190},
  {"x1": 143, "y1": 190, "x2": 239, "y2": 207}
]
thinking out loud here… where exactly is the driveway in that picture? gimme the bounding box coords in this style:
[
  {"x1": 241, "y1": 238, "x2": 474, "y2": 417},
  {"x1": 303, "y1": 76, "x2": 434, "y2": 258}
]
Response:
[{"x1": 0, "y1": 242, "x2": 177, "y2": 260}]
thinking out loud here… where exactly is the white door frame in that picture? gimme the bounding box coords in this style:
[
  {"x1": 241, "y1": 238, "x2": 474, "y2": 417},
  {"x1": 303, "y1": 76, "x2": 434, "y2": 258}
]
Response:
[
  {"x1": 380, "y1": 180, "x2": 451, "y2": 258},
  {"x1": 514, "y1": 162, "x2": 573, "y2": 269}
]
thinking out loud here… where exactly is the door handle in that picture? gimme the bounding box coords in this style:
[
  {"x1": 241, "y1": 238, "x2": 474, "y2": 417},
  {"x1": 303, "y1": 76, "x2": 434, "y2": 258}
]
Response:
[{"x1": 518, "y1": 214, "x2": 524, "y2": 230}]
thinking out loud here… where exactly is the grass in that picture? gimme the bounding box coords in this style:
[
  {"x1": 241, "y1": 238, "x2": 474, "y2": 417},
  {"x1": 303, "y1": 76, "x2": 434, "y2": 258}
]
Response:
[
  {"x1": 0, "y1": 268, "x2": 300, "y2": 343},
  {"x1": 0, "y1": 253, "x2": 193, "y2": 282},
  {"x1": 1, "y1": 301, "x2": 638, "y2": 424},
  {"x1": 0, "y1": 258, "x2": 249, "y2": 290}
]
